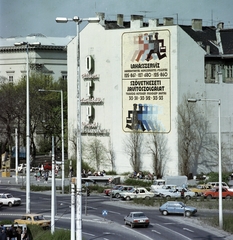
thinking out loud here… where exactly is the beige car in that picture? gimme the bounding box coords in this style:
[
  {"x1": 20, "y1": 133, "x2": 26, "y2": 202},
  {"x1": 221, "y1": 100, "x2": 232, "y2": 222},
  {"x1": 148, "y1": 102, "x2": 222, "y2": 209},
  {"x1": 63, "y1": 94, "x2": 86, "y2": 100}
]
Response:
[{"x1": 14, "y1": 214, "x2": 51, "y2": 229}]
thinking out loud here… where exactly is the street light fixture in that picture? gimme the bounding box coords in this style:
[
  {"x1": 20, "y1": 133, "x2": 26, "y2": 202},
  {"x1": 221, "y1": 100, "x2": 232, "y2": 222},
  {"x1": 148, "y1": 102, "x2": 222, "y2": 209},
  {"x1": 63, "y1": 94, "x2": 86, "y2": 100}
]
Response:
[
  {"x1": 38, "y1": 89, "x2": 65, "y2": 194},
  {"x1": 187, "y1": 98, "x2": 222, "y2": 228},
  {"x1": 14, "y1": 41, "x2": 41, "y2": 214},
  {"x1": 56, "y1": 15, "x2": 99, "y2": 240}
]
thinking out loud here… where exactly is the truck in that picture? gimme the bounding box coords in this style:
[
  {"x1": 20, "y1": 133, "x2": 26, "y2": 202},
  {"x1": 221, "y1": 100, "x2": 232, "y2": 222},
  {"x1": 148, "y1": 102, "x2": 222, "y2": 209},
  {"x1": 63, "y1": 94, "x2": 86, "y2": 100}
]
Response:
[{"x1": 151, "y1": 176, "x2": 188, "y2": 192}]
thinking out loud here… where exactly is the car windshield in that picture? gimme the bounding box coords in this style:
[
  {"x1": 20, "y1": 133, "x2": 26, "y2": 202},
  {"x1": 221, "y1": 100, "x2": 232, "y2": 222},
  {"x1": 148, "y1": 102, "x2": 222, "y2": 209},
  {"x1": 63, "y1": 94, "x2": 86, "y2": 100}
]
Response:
[
  {"x1": 133, "y1": 213, "x2": 145, "y2": 218},
  {"x1": 129, "y1": 188, "x2": 135, "y2": 193},
  {"x1": 6, "y1": 194, "x2": 13, "y2": 198}
]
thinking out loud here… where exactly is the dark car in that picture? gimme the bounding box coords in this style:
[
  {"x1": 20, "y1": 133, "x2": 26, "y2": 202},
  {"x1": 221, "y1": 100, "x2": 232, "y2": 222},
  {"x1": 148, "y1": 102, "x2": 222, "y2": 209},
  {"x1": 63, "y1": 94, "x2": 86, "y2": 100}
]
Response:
[
  {"x1": 159, "y1": 201, "x2": 197, "y2": 217},
  {"x1": 124, "y1": 212, "x2": 150, "y2": 228}
]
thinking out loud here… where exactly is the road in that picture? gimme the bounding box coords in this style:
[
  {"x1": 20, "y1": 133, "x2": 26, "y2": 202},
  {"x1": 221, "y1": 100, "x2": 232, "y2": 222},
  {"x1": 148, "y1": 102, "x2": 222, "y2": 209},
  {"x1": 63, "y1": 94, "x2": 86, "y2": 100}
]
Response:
[{"x1": 0, "y1": 182, "x2": 232, "y2": 239}]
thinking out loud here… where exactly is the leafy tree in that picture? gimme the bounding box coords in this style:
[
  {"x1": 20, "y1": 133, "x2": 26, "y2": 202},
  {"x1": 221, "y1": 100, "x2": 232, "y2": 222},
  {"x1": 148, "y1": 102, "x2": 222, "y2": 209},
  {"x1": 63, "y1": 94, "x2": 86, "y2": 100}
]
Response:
[
  {"x1": 83, "y1": 138, "x2": 108, "y2": 171},
  {"x1": 124, "y1": 131, "x2": 143, "y2": 172}
]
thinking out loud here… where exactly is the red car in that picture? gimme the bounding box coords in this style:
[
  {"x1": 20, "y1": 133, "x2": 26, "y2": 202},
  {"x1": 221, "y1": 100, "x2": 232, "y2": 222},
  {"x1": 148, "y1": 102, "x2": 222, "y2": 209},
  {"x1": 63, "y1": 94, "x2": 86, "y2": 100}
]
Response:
[
  {"x1": 202, "y1": 187, "x2": 233, "y2": 199},
  {"x1": 103, "y1": 185, "x2": 122, "y2": 196},
  {"x1": 43, "y1": 162, "x2": 52, "y2": 171}
]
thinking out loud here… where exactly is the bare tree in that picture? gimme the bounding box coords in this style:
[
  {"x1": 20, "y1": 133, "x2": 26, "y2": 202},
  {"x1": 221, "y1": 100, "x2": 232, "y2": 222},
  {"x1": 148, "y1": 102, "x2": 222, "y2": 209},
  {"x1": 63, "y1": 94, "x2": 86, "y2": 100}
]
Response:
[
  {"x1": 177, "y1": 94, "x2": 219, "y2": 176},
  {"x1": 106, "y1": 138, "x2": 116, "y2": 172},
  {"x1": 124, "y1": 131, "x2": 143, "y2": 172},
  {"x1": 147, "y1": 133, "x2": 168, "y2": 178},
  {"x1": 83, "y1": 138, "x2": 108, "y2": 171}
]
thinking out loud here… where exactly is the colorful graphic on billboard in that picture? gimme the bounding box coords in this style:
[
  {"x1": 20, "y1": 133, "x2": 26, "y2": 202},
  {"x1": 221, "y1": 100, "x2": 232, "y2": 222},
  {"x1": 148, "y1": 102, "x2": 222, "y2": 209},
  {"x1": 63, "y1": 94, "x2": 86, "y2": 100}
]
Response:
[{"x1": 122, "y1": 30, "x2": 170, "y2": 133}]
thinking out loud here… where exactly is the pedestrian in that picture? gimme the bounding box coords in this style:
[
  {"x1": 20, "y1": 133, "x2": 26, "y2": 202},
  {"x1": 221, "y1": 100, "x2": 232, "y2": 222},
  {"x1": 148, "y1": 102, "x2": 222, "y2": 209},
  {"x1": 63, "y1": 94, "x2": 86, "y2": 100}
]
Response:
[
  {"x1": 44, "y1": 171, "x2": 48, "y2": 183},
  {"x1": 9, "y1": 224, "x2": 17, "y2": 240},
  {"x1": 16, "y1": 226, "x2": 22, "y2": 240},
  {"x1": 1, "y1": 229, "x2": 7, "y2": 240},
  {"x1": 69, "y1": 166, "x2": 73, "y2": 178}
]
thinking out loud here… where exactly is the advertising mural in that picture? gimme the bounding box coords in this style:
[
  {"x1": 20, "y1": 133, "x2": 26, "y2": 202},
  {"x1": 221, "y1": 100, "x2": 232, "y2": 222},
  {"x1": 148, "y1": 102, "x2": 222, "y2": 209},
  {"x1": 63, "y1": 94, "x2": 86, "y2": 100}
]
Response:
[{"x1": 122, "y1": 30, "x2": 170, "y2": 133}]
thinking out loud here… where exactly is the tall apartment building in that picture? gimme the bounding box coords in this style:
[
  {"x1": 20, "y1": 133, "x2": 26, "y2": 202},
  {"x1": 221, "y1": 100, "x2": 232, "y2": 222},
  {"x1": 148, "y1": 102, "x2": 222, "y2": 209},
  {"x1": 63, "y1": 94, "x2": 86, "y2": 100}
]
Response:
[{"x1": 67, "y1": 13, "x2": 233, "y2": 176}]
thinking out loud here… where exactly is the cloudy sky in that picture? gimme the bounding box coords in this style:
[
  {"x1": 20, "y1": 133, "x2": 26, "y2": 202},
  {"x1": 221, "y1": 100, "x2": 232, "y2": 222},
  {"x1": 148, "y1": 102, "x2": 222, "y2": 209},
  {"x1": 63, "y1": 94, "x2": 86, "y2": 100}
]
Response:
[{"x1": 1, "y1": 0, "x2": 233, "y2": 38}]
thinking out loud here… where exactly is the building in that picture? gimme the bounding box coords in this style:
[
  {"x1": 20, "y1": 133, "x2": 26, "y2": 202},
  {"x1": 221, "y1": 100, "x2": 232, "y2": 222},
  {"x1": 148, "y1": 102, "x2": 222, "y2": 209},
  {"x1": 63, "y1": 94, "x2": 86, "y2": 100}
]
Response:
[
  {"x1": 67, "y1": 13, "x2": 233, "y2": 176},
  {"x1": 0, "y1": 34, "x2": 72, "y2": 83}
]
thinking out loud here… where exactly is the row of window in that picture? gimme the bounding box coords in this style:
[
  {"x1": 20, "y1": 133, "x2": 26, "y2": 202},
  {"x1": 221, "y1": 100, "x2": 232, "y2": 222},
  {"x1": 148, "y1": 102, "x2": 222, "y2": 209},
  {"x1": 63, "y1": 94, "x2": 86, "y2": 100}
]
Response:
[{"x1": 205, "y1": 63, "x2": 233, "y2": 83}]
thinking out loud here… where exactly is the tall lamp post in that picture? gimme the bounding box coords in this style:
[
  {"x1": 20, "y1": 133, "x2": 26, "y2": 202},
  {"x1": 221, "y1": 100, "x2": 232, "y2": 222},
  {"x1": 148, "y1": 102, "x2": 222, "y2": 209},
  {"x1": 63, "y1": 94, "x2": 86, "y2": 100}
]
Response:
[
  {"x1": 188, "y1": 98, "x2": 222, "y2": 228},
  {"x1": 38, "y1": 89, "x2": 65, "y2": 194},
  {"x1": 55, "y1": 16, "x2": 99, "y2": 240},
  {"x1": 14, "y1": 41, "x2": 41, "y2": 213}
]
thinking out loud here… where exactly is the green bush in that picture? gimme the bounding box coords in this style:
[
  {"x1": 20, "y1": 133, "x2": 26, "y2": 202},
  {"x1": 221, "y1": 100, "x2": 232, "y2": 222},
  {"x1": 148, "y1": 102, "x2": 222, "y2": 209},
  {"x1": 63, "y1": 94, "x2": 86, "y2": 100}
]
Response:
[{"x1": 123, "y1": 178, "x2": 152, "y2": 188}]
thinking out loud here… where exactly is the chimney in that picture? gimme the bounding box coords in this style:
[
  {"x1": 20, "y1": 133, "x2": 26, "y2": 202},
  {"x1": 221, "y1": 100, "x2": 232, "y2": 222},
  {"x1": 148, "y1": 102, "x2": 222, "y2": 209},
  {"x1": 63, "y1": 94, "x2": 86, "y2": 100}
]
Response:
[
  {"x1": 192, "y1": 19, "x2": 202, "y2": 31},
  {"x1": 149, "y1": 18, "x2": 159, "y2": 28},
  {"x1": 130, "y1": 15, "x2": 143, "y2": 29},
  {"x1": 163, "y1": 17, "x2": 173, "y2": 26},
  {"x1": 96, "y1": 12, "x2": 105, "y2": 26},
  {"x1": 117, "y1": 14, "x2": 124, "y2": 26},
  {"x1": 217, "y1": 22, "x2": 224, "y2": 30}
]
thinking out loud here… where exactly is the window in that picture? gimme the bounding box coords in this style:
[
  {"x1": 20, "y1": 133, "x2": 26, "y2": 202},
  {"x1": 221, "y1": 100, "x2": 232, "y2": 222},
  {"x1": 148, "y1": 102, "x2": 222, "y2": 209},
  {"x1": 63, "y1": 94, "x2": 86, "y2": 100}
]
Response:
[
  {"x1": 205, "y1": 63, "x2": 220, "y2": 83},
  {"x1": 223, "y1": 64, "x2": 233, "y2": 83},
  {"x1": 9, "y1": 76, "x2": 13, "y2": 83}
]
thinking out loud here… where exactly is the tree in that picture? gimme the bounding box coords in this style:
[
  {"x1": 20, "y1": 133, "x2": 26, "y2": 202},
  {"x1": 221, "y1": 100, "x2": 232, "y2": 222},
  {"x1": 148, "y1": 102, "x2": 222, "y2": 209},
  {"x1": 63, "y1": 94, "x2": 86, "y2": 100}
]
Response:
[
  {"x1": 124, "y1": 131, "x2": 143, "y2": 172},
  {"x1": 177, "y1": 94, "x2": 220, "y2": 176},
  {"x1": 147, "y1": 133, "x2": 168, "y2": 178},
  {"x1": 106, "y1": 138, "x2": 116, "y2": 172},
  {"x1": 83, "y1": 138, "x2": 108, "y2": 171}
]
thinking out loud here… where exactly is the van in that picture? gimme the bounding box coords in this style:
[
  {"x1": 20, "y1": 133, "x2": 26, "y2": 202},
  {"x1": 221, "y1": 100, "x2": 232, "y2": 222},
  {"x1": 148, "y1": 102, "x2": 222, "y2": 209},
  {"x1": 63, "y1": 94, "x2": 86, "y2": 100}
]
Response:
[{"x1": 206, "y1": 182, "x2": 229, "y2": 189}]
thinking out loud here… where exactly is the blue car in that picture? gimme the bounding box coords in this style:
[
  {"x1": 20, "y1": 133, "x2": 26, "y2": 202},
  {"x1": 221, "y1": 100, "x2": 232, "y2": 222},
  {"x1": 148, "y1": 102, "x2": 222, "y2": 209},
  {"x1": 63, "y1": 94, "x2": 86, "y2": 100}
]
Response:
[{"x1": 159, "y1": 201, "x2": 197, "y2": 217}]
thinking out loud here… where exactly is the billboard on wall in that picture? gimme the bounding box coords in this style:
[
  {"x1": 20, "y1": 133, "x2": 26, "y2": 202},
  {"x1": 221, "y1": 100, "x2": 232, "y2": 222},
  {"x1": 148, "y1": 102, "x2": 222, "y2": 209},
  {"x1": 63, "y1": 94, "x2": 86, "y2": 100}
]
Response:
[{"x1": 122, "y1": 30, "x2": 170, "y2": 133}]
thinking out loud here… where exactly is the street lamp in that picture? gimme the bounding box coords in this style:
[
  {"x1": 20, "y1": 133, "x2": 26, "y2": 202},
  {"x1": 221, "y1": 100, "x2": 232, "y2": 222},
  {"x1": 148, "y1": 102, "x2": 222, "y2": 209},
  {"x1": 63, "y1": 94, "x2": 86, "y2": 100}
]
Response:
[
  {"x1": 14, "y1": 41, "x2": 41, "y2": 214},
  {"x1": 188, "y1": 98, "x2": 222, "y2": 228},
  {"x1": 56, "y1": 15, "x2": 99, "y2": 240},
  {"x1": 38, "y1": 89, "x2": 65, "y2": 194}
]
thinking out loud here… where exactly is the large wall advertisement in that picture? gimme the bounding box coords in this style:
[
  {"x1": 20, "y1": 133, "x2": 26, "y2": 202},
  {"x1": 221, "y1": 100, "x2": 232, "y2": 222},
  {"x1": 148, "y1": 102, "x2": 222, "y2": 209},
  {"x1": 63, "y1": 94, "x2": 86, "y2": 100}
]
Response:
[{"x1": 122, "y1": 30, "x2": 170, "y2": 133}]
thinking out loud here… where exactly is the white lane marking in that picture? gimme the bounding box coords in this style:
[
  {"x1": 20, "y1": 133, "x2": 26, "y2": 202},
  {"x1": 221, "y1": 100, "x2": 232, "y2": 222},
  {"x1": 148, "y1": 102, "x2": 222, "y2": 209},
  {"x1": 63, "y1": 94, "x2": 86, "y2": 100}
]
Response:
[
  {"x1": 122, "y1": 225, "x2": 154, "y2": 240},
  {"x1": 183, "y1": 228, "x2": 194, "y2": 233},
  {"x1": 155, "y1": 223, "x2": 192, "y2": 240},
  {"x1": 152, "y1": 229, "x2": 161, "y2": 234}
]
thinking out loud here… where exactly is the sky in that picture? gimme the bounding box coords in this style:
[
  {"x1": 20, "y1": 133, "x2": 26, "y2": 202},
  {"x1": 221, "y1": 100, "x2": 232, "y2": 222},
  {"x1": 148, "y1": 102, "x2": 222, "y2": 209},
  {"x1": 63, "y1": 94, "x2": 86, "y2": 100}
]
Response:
[{"x1": 0, "y1": 0, "x2": 233, "y2": 38}]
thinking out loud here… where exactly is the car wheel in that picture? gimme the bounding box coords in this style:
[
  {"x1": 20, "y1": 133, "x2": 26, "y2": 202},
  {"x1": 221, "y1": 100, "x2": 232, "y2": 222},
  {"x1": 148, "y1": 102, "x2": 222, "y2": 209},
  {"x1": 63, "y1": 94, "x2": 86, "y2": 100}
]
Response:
[
  {"x1": 130, "y1": 223, "x2": 134, "y2": 228},
  {"x1": 225, "y1": 195, "x2": 231, "y2": 200},
  {"x1": 162, "y1": 210, "x2": 168, "y2": 216},
  {"x1": 8, "y1": 202, "x2": 13, "y2": 207},
  {"x1": 115, "y1": 193, "x2": 120, "y2": 198},
  {"x1": 126, "y1": 196, "x2": 131, "y2": 201},
  {"x1": 124, "y1": 220, "x2": 127, "y2": 225},
  {"x1": 195, "y1": 192, "x2": 198, "y2": 197},
  {"x1": 145, "y1": 224, "x2": 149, "y2": 228},
  {"x1": 166, "y1": 195, "x2": 171, "y2": 200},
  {"x1": 145, "y1": 196, "x2": 150, "y2": 200},
  {"x1": 185, "y1": 211, "x2": 191, "y2": 217},
  {"x1": 206, "y1": 195, "x2": 212, "y2": 200},
  {"x1": 185, "y1": 195, "x2": 191, "y2": 200}
]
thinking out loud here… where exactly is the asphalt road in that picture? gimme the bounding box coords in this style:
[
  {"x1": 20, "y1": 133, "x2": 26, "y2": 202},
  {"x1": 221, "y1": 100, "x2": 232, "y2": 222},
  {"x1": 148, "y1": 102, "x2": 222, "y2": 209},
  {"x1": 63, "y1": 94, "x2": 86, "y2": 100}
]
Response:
[{"x1": 0, "y1": 183, "x2": 232, "y2": 240}]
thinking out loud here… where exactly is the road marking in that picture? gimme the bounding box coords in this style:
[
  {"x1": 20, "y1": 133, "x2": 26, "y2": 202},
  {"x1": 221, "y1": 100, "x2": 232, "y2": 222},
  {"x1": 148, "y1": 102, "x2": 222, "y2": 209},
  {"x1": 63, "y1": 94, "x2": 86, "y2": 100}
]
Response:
[
  {"x1": 152, "y1": 229, "x2": 161, "y2": 234},
  {"x1": 155, "y1": 223, "x2": 192, "y2": 240},
  {"x1": 183, "y1": 228, "x2": 194, "y2": 233},
  {"x1": 122, "y1": 225, "x2": 154, "y2": 240}
]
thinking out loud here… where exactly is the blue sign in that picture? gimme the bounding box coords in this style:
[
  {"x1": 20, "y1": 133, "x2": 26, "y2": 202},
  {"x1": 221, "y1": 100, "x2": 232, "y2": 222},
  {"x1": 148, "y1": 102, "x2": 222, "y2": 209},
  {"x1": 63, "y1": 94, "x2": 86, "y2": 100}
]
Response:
[{"x1": 102, "y1": 210, "x2": 108, "y2": 216}]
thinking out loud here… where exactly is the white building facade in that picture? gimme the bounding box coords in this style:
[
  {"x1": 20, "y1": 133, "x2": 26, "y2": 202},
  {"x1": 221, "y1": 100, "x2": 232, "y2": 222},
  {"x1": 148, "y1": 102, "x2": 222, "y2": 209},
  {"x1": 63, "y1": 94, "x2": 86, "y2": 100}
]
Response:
[{"x1": 67, "y1": 13, "x2": 233, "y2": 176}]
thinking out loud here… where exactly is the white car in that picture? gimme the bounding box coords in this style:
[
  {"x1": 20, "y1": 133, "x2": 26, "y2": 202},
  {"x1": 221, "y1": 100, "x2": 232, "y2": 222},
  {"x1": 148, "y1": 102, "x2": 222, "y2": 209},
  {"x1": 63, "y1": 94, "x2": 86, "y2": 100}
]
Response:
[
  {"x1": 162, "y1": 188, "x2": 195, "y2": 200},
  {"x1": 18, "y1": 163, "x2": 26, "y2": 173},
  {"x1": 120, "y1": 187, "x2": 155, "y2": 201},
  {"x1": 152, "y1": 185, "x2": 177, "y2": 196},
  {"x1": 0, "y1": 193, "x2": 21, "y2": 207}
]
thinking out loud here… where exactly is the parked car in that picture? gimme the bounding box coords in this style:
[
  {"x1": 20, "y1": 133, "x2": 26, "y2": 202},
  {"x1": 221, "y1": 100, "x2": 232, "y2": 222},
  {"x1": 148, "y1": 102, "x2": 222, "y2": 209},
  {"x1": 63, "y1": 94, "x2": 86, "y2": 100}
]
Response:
[
  {"x1": 0, "y1": 193, "x2": 21, "y2": 207},
  {"x1": 206, "y1": 182, "x2": 229, "y2": 189},
  {"x1": 111, "y1": 185, "x2": 134, "y2": 198},
  {"x1": 104, "y1": 185, "x2": 122, "y2": 196},
  {"x1": 202, "y1": 187, "x2": 233, "y2": 199},
  {"x1": 14, "y1": 214, "x2": 51, "y2": 230},
  {"x1": 152, "y1": 185, "x2": 177, "y2": 196},
  {"x1": 120, "y1": 187, "x2": 155, "y2": 201},
  {"x1": 189, "y1": 184, "x2": 212, "y2": 196},
  {"x1": 159, "y1": 201, "x2": 197, "y2": 217},
  {"x1": 124, "y1": 212, "x2": 150, "y2": 228},
  {"x1": 161, "y1": 190, "x2": 181, "y2": 199},
  {"x1": 176, "y1": 187, "x2": 196, "y2": 199}
]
